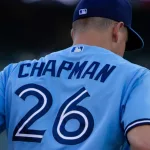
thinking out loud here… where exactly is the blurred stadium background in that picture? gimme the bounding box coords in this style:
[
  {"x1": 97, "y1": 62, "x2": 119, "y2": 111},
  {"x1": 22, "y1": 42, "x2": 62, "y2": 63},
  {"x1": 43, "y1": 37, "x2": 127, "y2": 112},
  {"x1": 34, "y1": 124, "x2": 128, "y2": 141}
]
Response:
[{"x1": 0, "y1": 0, "x2": 150, "y2": 149}]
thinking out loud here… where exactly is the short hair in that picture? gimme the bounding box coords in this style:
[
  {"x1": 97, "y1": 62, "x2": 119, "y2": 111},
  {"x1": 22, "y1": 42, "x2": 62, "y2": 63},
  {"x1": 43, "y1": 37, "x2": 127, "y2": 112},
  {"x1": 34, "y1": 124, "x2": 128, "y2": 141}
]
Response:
[{"x1": 72, "y1": 17, "x2": 114, "y2": 33}]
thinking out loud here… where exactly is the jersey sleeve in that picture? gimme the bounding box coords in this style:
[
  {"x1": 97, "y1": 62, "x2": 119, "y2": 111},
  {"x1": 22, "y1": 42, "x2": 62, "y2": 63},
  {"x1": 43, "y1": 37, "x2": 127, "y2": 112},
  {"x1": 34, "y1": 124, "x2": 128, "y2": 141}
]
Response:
[
  {"x1": 121, "y1": 70, "x2": 150, "y2": 136},
  {"x1": 0, "y1": 70, "x2": 6, "y2": 133},
  {"x1": 0, "y1": 64, "x2": 14, "y2": 133},
  {"x1": 121, "y1": 141, "x2": 130, "y2": 150}
]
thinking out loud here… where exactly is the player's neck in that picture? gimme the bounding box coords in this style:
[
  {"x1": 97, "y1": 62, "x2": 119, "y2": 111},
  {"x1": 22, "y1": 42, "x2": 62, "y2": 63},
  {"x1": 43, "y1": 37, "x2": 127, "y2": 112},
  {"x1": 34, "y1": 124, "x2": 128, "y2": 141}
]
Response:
[{"x1": 73, "y1": 32, "x2": 113, "y2": 52}]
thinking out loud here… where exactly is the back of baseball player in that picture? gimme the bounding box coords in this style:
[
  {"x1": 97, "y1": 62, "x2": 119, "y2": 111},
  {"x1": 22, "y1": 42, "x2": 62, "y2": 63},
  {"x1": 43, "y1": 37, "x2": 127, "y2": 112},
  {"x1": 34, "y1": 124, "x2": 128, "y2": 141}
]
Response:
[
  {"x1": 1, "y1": 0, "x2": 150, "y2": 150},
  {"x1": 1, "y1": 44, "x2": 150, "y2": 150}
]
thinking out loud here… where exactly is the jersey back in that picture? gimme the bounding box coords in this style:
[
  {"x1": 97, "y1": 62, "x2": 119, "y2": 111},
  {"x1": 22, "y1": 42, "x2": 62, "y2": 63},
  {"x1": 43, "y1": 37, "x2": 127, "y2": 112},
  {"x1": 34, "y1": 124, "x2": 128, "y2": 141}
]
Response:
[{"x1": 1, "y1": 45, "x2": 148, "y2": 150}]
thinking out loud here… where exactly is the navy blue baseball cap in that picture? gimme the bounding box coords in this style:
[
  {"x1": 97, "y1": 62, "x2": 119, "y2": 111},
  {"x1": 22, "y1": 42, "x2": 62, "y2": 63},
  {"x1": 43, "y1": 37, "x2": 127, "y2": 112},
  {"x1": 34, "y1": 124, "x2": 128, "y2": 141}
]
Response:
[{"x1": 73, "y1": 0, "x2": 144, "y2": 51}]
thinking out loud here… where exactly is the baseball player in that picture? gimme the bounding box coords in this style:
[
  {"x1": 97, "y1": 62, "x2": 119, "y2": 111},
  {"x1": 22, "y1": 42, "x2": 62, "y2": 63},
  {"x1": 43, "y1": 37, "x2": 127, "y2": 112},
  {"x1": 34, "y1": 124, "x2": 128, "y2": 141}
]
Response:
[{"x1": 0, "y1": 0, "x2": 150, "y2": 150}]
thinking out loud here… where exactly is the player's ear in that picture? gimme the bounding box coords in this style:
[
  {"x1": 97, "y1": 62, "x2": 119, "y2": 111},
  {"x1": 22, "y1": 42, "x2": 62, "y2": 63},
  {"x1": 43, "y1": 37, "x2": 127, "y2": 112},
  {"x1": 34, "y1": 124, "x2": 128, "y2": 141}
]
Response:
[
  {"x1": 112, "y1": 22, "x2": 124, "y2": 43},
  {"x1": 71, "y1": 28, "x2": 74, "y2": 40}
]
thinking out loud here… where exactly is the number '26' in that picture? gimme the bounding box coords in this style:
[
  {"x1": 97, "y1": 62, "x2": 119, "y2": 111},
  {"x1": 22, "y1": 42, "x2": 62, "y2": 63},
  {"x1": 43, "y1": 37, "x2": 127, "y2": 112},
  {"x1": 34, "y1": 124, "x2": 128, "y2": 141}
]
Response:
[{"x1": 12, "y1": 84, "x2": 94, "y2": 145}]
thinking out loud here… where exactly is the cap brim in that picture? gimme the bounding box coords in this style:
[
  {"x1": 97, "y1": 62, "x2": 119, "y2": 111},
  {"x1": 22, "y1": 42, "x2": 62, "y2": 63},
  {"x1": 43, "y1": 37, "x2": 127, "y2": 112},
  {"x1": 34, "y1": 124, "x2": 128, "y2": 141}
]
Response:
[{"x1": 126, "y1": 27, "x2": 144, "y2": 51}]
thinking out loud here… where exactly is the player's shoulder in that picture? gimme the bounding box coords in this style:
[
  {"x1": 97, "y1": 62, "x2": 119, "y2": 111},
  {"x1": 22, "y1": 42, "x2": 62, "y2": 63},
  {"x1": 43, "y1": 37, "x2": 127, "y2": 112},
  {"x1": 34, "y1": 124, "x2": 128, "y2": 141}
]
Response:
[
  {"x1": 97, "y1": 46, "x2": 148, "y2": 74},
  {"x1": 1, "y1": 47, "x2": 71, "y2": 80},
  {"x1": 107, "y1": 51, "x2": 150, "y2": 87},
  {"x1": 90, "y1": 45, "x2": 150, "y2": 79},
  {"x1": 115, "y1": 54, "x2": 150, "y2": 80},
  {"x1": 1, "y1": 50, "x2": 63, "y2": 75},
  {"x1": 115, "y1": 54, "x2": 149, "y2": 78},
  {"x1": 0, "y1": 63, "x2": 18, "y2": 86}
]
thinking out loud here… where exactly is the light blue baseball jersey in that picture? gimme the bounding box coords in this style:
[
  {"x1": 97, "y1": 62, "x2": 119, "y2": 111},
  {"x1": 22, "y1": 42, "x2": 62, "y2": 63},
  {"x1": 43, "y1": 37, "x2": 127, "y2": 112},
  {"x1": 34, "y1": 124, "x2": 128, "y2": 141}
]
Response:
[
  {"x1": 121, "y1": 142, "x2": 130, "y2": 150},
  {"x1": 0, "y1": 45, "x2": 150, "y2": 150}
]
